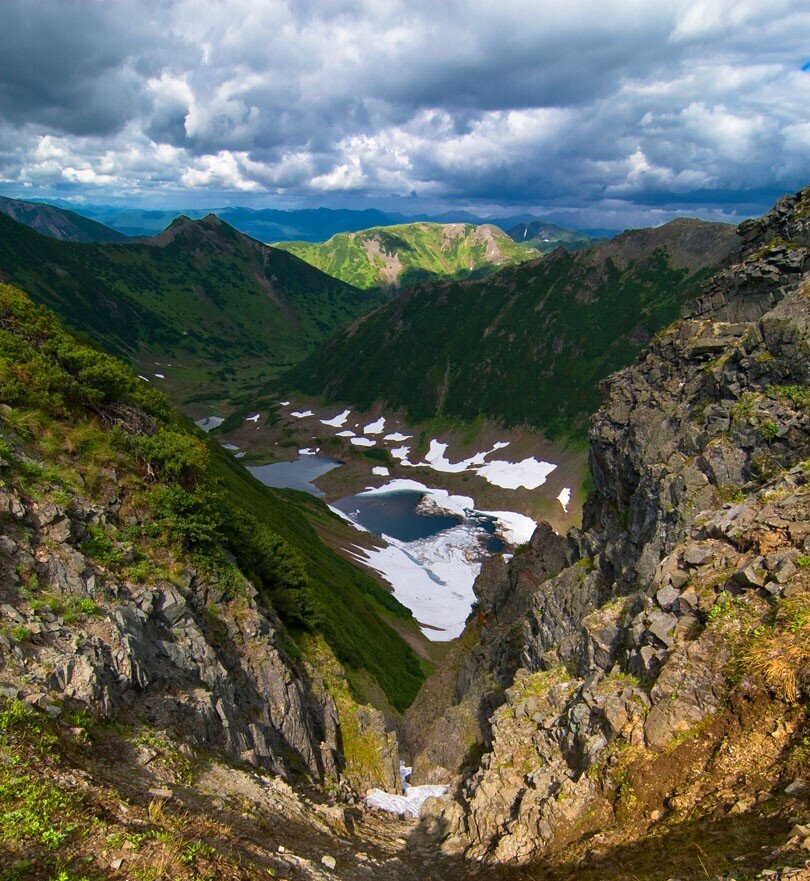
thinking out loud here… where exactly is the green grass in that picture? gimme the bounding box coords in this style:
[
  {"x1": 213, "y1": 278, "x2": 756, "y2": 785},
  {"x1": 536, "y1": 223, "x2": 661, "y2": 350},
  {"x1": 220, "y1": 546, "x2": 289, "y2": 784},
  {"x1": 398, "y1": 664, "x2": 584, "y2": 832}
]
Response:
[{"x1": 274, "y1": 221, "x2": 538, "y2": 291}]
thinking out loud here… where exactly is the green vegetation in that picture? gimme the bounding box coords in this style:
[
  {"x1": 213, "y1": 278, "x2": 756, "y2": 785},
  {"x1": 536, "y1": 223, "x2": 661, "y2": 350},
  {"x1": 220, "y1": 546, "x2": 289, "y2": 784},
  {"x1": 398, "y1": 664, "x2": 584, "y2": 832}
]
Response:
[
  {"x1": 285, "y1": 225, "x2": 732, "y2": 438},
  {"x1": 274, "y1": 221, "x2": 537, "y2": 290},
  {"x1": 0, "y1": 283, "x2": 423, "y2": 710},
  {"x1": 0, "y1": 212, "x2": 383, "y2": 407}
]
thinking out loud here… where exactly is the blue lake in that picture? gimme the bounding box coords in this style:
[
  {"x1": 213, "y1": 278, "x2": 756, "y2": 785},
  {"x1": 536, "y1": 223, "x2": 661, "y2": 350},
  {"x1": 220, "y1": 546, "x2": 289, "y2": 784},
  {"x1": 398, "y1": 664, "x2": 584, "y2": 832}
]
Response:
[
  {"x1": 248, "y1": 455, "x2": 341, "y2": 496},
  {"x1": 333, "y1": 490, "x2": 461, "y2": 542},
  {"x1": 249, "y1": 457, "x2": 504, "y2": 551}
]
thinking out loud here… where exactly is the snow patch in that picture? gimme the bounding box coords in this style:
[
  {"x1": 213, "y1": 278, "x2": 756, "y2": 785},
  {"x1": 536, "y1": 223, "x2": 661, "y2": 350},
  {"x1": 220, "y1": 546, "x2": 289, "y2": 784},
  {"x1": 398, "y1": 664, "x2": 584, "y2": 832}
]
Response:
[
  {"x1": 366, "y1": 765, "x2": 447, "y2": 818},
  {"x1": 221, "y1": 443, "x2": 240, "y2": 451},
  {"x1": 383, "y1": 432, "x2": 412, "y2": 442},
  {"x1": 482, "y1": 510, "x2": 537, "y2": 545},
  {"x1": 371, "y1": 466, "x2": 390, "y2": 476},
  {"x1": 153, "y1": 373, "x2": 165, "y2": 379},
  {"x1": 321, "y1": 409, "x2": 350, "y2": 427},
  {"x1": 348, "y1": 525, "x2": 480, "y2": 640},
  {"x1": 279, "y1": 400, "x2": 290, "y2": 406},
  {"x1": 336, "y1": 429, "x2": 355, "y2": 437},
  {"x1": 290, "y1": 410, "x2": 313, "y2": 418},
  {"x1": 298, "y1": 448, "x2": 317, "y2": 456},
  {"x1": 245, "y1": 413, "x2": 260, "y2": 423},
  {"x1": 137, "y1": 375, "x2": 150, "y2": 382},
  {"x1": 351, "y1": 437, "x2": 376, "y2": 447},
  {"x1": 557, "y1": 487, "x2": 572, "y2": 513},
  {"x1": 363, "y1": 416, "x2": 386, "y2": 435},
  {"x1": 475, "y1": 457, "x2": 557, "y2": 490}
]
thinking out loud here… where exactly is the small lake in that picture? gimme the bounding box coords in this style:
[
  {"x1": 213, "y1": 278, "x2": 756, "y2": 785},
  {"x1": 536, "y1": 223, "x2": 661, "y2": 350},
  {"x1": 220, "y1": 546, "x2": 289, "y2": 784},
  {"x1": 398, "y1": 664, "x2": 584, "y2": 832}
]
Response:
[
  {"x1": 248, "y1": 455, "x2": 341, "y2": 496},
  {"x1": 333, "y1": 489, "x2": 505, "y2": 551}
]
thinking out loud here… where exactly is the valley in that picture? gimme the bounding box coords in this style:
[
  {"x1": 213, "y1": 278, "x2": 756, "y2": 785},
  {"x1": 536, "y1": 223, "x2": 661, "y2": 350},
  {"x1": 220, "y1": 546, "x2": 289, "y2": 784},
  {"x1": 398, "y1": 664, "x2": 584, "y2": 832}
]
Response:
[
  {"x1": 0, "y1": 184, "x2": 808, "y2": 881},
  {"x1": 210, "y1": 398, "x2": 588, "y2": 642}
]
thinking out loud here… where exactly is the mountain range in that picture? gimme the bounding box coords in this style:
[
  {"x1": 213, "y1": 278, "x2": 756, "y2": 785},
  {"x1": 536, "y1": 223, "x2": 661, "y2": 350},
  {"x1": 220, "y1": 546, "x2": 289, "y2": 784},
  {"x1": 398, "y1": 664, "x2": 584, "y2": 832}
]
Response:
[
  {"x1": 0, "y1": 211, "x2": 381, "y2": 408},
  {"x1": 0, "y1": 194, "x2": 129, "y2": 243},
  {"x1": 12, "y1": 195, "x2": 612, "y2": 243},
  {"x1": 283, "y1": 217, "x2": 739, "y2": 437},
  {"x1": 0, "y1": 185, "x2": 807, "y2": 880}
]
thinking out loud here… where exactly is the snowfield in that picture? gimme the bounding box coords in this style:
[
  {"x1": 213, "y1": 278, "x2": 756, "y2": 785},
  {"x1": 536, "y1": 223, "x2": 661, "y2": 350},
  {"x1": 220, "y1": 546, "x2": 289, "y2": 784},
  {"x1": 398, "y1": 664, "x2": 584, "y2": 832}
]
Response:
[
  {"x1": 474, "y1": 456, "x2": 557, "y2": 490},
  {"x1": 347, "y1": 479, "x2": 540, "y2": 637},
  {"x1": 349, "y1": 525, "x2": 480, "y2": 640}
]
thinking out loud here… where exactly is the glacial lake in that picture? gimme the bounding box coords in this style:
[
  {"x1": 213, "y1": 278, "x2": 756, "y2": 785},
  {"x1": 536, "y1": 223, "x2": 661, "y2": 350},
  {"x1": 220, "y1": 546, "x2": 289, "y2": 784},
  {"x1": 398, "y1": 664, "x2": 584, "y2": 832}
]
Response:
[
  {"x1": 334, "y1": 489, "x2": 505, "y2": 551},
  {"x1": 248, "y1": 455, "x2": 341, "y2": 496}
]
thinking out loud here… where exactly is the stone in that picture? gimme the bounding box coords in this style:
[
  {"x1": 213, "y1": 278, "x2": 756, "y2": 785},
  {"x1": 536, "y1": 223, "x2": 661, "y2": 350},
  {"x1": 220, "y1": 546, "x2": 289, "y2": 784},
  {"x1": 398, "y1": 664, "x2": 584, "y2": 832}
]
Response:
[
  {"x1": 321, "y1": 855, "x2": 337, "y2": 870},
  {"x1": 646, "y1": 611, "x2": 678, "y2": 648},
  {"x1": 683, "y1": 545, "x2": 715, "y2": 567},
  {"x1": 733, "y1": 559, "x2": 767, "y2": 588},
  {"x1": 785, "y1": 778, "x2": 806, "y2": 795},
  {"x1": 656, "y1": 584, "x2": 680, "y2": 611}
]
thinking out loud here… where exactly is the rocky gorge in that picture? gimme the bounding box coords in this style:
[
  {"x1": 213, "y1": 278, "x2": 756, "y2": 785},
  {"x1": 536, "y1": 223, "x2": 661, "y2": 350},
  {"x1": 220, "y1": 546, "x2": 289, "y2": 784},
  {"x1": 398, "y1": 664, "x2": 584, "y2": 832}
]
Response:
[{"x1": 404, "y1": 186, "x2": 810, "y2": 870}]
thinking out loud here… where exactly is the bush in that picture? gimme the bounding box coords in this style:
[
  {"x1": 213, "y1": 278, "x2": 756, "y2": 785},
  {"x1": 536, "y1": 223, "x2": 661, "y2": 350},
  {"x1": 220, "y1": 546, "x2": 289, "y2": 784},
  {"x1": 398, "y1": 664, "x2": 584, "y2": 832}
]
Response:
[
  {"x1": 150, "y1": 484, "x2": 225, "y2": 549},
  {"x1": 134, "y1": 428, "x2": 208, "y2": 486}
]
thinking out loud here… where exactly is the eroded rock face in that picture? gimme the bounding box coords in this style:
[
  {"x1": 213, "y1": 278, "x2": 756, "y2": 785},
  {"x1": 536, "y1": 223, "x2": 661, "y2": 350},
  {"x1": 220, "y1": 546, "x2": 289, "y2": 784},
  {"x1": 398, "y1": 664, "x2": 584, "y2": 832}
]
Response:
[
  {"x1": 0, "y1": 479, "x2": 342, "y2": 782},
  {"x1": 416, "y1": 186, "x2": 810, "y2": 863}
]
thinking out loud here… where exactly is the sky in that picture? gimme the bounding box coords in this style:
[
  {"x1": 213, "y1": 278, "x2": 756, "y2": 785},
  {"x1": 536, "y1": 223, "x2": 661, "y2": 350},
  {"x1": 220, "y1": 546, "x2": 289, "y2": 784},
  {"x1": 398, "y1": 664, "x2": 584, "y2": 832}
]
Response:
[{"x1": 0, "y1": 0, "x2": 808, "y2": 227}]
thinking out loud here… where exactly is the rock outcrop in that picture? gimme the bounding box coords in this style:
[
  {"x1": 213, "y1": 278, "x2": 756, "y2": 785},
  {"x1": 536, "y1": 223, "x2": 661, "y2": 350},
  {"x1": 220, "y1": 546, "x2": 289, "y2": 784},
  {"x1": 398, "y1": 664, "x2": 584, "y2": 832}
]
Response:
[
  {"x1": 0, "y1": 461, "x2": 344, "y2": 781},
  {"x1": 411, "y1": 186, "x2": 810, "y2": 865}
]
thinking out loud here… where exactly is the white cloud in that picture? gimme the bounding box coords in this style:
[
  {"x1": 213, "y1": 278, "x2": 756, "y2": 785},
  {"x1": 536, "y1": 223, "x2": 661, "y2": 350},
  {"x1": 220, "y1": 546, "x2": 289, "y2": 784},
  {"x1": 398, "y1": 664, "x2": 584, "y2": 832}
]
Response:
[{"x1": 0, "y1": 0, "x2": 807, "y2": 222}]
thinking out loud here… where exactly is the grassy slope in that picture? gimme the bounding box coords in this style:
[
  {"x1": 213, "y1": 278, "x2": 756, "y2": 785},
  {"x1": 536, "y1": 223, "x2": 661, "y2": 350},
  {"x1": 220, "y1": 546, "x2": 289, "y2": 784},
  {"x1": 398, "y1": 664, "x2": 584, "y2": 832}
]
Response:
[
  {"x1": 0, "y1": 212, "x2": 384, "y2": 408},
  {"x1": 274, "y1": 221, "x2": 538, "y2": 290},
  {"x1": 0, "y1": 283, "x2": 423, "y2": 711},
  {"x1": 284, "y1": 220, "x2": 738, "y2": 438}
]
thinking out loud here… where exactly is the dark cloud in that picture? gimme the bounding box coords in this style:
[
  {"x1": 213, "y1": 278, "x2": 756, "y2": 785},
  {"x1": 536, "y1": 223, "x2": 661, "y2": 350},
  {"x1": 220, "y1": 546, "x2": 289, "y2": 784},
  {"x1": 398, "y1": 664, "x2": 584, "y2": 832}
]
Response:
[{"x1": 0, "y1": 0, "x2": 808, "y2": 224}]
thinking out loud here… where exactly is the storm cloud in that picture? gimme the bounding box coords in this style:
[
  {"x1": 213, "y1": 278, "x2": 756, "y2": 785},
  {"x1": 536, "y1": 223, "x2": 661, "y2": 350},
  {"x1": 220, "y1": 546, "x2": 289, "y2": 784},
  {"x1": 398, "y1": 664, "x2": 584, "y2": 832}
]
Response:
[{"x1": 0, "y1": 0, "x2": 808, "y2": 223}]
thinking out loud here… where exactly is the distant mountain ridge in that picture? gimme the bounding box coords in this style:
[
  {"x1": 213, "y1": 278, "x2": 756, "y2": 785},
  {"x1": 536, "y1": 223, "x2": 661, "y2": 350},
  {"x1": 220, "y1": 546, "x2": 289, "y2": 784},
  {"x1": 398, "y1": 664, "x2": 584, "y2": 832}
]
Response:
[
  {"x1": 0, "y1": 194, "x2": 128, "y2": 243},
  {"x1": 506, "y1": 219, "x2": 600, "y2": 253},
  {"x1": 274, "y1": 222, "x2": 538, "y2": 290},
  {"x1": 0, "y1": 211, "x2": 382, "y2": 407},
  {"x1": 15, "y1": 197, "x2": 615, "y2": 243},
  {"x1": 284, "y1": 218, "x2": 739, "y2": 437}
]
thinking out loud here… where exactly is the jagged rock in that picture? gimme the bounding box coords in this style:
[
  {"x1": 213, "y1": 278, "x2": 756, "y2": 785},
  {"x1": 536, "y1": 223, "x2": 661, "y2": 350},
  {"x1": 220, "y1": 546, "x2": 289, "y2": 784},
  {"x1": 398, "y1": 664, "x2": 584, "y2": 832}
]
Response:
[
  {"x1": 733, "y1": 558, "x2": 767, "y2": 588},
  {"x1": 423, "y1": 187, "x2": 810, "y2": 864}
]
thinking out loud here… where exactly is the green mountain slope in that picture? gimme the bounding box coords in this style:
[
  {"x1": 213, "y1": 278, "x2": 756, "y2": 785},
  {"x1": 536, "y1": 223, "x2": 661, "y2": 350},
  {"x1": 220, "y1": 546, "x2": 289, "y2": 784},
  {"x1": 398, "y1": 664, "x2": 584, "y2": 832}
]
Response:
[
  {"x1": 506, "y1": 220, "x2": 601, "y2": 253},
  {"x1": 284, "y1": 218, "x2": 739, "y2": 437},
  {"x1": 0, "y1": 282, "x2": 423, "y2": 711},
  {"x1": 0, "y1": 212, "x2": 383, "y2": 407},
  {"x1": 274, "y1": 222, "x2": 539, "y2": 290},
  {"x1": 0, "y1": 194, "x2": 128, "y2": 243}
]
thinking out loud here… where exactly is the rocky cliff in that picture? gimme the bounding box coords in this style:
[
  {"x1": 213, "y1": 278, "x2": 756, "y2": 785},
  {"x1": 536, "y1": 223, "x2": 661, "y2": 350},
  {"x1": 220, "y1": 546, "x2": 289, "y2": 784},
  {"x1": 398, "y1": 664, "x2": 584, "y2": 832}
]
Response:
[{"x1": 408, "y1": 188, "x2": 810, "y2": 871}]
